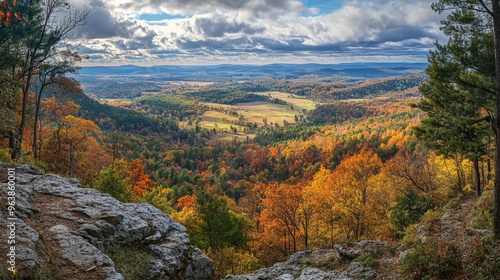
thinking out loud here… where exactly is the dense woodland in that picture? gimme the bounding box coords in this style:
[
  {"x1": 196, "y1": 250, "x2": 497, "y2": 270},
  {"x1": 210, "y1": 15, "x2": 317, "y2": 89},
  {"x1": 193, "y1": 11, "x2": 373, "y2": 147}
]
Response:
[{"x1": 2, "y1": 0, "x2": 500, "y2": 279}]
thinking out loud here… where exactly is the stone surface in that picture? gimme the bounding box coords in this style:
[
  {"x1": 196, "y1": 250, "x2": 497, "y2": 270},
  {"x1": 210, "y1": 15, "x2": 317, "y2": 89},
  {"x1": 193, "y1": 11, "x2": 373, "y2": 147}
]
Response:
[
  {"x1": 225, "y1": 241, "x2": 390, "y2": 280},
  {"x1": 0, "y1": 162, "x2": 214, "y2": 280}
]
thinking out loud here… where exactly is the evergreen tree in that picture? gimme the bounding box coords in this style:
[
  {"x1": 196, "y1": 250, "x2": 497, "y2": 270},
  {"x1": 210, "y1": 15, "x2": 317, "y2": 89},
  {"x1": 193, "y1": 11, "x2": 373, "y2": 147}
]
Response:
[
  {"x1": 429, "y1": 0, "x2": 500, "y2": 237},
  {"x1": 195, "y1": 191, "x2": 250, "y2": 250}
]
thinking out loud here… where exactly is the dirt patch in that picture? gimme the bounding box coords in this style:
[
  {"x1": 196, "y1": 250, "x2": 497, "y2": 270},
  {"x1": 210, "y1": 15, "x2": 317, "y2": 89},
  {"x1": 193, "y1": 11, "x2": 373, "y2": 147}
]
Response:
[{"x1": 24, "y1": 193, "x2": 108, "y2": 280}]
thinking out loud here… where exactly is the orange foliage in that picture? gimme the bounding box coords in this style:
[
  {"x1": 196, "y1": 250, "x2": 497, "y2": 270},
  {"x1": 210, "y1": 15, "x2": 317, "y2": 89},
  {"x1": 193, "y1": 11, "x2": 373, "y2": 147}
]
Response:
[{"x1": 128, "y1": 159, "x2": 156, "y2": 197}]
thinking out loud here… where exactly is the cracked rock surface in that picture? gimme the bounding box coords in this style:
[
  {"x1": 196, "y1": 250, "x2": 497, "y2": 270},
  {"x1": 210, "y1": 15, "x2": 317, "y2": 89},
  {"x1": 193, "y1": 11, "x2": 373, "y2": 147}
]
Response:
[{"x1": 0, "y1": 163, "x2": 214, "y2": 280}]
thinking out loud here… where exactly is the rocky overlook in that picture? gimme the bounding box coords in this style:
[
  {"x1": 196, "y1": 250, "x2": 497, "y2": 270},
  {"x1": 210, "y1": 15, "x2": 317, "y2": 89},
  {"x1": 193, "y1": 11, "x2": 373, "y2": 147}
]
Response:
[{"x1": 0, "y1": 163, "x2": 215, "y2": 280}]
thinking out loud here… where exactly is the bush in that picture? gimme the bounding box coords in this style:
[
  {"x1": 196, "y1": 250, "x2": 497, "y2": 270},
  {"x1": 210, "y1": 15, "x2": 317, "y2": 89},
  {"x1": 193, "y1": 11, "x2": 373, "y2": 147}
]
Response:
[
  {"x1": 471, "y1": 189, "x2": 493, "y2": 230},
  {"x1": 352, "y1": 254, "x2": 379, "y2": 268},
  {"x1": 401, "y1": 239, "x2": 460, "y2": 280},
  {"x1": 390, "y1": 190, "x2": 435, "y2": 235},
  {"x1": 466, "y1": 235, "x2": 500, "y2": 280}
]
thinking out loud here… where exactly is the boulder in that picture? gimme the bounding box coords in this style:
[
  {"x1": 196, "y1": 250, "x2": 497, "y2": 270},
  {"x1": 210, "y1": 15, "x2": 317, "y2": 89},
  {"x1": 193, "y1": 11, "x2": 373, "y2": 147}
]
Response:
[{"x1": 0, "y1": 163, "x2": 214, "y2": 280}]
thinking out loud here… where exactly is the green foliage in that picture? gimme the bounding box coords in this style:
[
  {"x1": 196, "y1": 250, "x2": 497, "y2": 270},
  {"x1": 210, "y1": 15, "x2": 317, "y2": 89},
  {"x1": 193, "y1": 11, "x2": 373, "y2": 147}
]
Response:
[
  {"x1": 472, "y1": 188, "x2": 494, "y2": 230},
  {"x1": 402, "y1": 224, "x2": 420, "y2": 246},
  {"x1": 466, "y1": 235, "x2": 500, "y2": 280},
  {"x1": 0, "y1": 148, "x2": 13, "y2": 163},
  {"x1": 420, "y1": 209, "x2": 444, "y2": 235},
  {"x1": 94, "y1": 164, "x2": 133, "y2": 202},
  {"x1": 390, "y1": 190, "x2": 435, "y2": 235},
  {"x1": 184, "y1": 89, "x2": 268, "y2": 104},
  {"x1": 193, "y1": 191, "x2": 250, "y2": 250},
  {"x1": 50, "y1": 90, "x2": 163, "y2": 135},
  {"x1": 105, "y1": 244, "x2": 153, "y2": 279},
  {"x1": 309, "y1": 256, "x2": 342, "y2": 271},
  {"x1": 352, "y1": 254, "x2": 380, "y2": 268},
  {"x1": 136, "y1": 94, "x2": 198, "y2": 113},
  {"x1": 300, "y1": 258, "x2": 313, "y2": 266},
  {"x1": 309, "y1": 102, "x2": 371, "y2": 124},
  {"x1": 235, "y1": 74, "x2": 426, "y2": 101},
  {"x1": 401, "y1": 239, "x2": 460, "y2": 280},
  {"x1": 141, "y1": 187, "x2": 175, "y2": 214}
]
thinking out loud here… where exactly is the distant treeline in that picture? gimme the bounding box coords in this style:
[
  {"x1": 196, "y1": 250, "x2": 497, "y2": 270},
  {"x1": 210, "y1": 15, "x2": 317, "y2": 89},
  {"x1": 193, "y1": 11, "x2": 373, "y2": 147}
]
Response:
[
  {"x1": 183, "y1": 89, "x2": 269, "y2": 104},
  {"x1": 233, "y1": 74, "x2": 426, "y2": 101}
]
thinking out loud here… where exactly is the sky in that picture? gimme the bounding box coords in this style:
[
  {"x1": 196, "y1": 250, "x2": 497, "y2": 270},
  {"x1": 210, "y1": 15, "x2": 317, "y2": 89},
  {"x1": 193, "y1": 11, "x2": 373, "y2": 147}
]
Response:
[{"x1": 67, "y1": 0, "x2": 448, "y2": 66}]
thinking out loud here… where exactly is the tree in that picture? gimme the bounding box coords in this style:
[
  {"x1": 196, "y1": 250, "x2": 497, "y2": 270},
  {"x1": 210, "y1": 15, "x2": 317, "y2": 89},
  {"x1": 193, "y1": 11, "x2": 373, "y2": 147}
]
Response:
[
  {"x1": 332, "y1": 149, "x2": 382, "y2": 239},
  {"x1": 7, "y1": 0, "x2": 89, "y2": 159},
  {"x1": 32, "y1": 52, "x2": 83, "y2": 160},
  {"x1": 128, "y1": 159, "x2": 156, "y2": 197},
  {"x1": 95, "y1": 160, "x2": 133, "y2": 203},
  {"x1": 414, "y1": 59, "x2": 491, "y2": 196},
  {"x1": 429, "y1": 0, "x2": 500, "y2": 236},
  {"x1": 195, "y1": 191, "x2": 250, "y2": 250}
]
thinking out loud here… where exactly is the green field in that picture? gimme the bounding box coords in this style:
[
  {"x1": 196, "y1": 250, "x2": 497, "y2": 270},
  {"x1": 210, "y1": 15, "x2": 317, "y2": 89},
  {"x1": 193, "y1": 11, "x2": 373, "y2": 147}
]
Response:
[
  {"x1": 102, "y1": 91, "x2": 319, "y2": 141},
  {"x1": 254, "y1": 91, "x2": 318, "y2": 111}
]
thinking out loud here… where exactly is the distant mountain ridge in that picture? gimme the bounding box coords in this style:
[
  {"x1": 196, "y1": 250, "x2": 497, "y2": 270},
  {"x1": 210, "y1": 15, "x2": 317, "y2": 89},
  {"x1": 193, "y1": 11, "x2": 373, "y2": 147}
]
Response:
[{"x1": 77, "y1": 62, "x2": 427, "y2": 80}]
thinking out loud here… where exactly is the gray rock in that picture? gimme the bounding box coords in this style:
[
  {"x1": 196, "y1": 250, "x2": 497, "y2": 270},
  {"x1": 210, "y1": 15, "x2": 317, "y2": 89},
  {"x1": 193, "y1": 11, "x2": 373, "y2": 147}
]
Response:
[
  {"x1": 334, "y1": 244, "x2": 362, "y2": 260},
  {"x1": 0, "y1": 162, "x2": 214, "y2": 280},
  {"x1": 276, "y1": 274, "x2": 295, "y2": 280},
  {"x1": 339, "y1": 262, "x2": 376, "y2": 279},
  {"x1": 145, "y1": 259, "x2": 167, "y2": 280},
  {"x1": 49, "y1": 224, "x2": 114, "y2": 267},
  {"x1": 298, "y1": 268, "x2": 333, "y2": 280},
  {"x1": 185, "y1": 248, "x2": 217, "y2": 280}
]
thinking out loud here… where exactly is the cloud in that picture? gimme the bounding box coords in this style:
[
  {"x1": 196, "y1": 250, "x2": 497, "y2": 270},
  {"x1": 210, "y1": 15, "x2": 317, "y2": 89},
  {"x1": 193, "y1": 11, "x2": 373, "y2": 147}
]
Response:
[
  {"x1": 110, "y1": 0, "x2": 307, "y2": 18},
  {"x1": 68, "y1": 0, "x2": 446, "y2": 64}
]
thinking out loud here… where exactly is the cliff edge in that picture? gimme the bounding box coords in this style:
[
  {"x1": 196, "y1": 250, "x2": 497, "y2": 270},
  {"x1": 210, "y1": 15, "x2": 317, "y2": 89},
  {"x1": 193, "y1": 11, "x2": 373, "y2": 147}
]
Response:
[{"x1": 0, "y1": 163, "x2": 215, "y2": 280}]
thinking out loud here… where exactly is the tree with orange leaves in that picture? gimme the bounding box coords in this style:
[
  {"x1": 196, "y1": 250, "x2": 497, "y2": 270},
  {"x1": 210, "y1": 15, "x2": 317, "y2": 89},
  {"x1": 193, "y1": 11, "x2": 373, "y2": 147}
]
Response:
[
  {"x1": 128, "y1": 159, "x2": 156, "y2": 197},
  {"x1": 259, "y1": 182, "x2": 303, "y2": 261},
  {"x1": 332, "y1": 148, "x2": 383, "y2": 239}
]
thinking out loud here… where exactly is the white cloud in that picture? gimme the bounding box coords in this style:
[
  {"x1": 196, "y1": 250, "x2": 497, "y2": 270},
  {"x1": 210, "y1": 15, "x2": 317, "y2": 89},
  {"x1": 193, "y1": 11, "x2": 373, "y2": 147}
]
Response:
[{"x1": 69, "y1": 0, "x2": 446, "y2": 64}]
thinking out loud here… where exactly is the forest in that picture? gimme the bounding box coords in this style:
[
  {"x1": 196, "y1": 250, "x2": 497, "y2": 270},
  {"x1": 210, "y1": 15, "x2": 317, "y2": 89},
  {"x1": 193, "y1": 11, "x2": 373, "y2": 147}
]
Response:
[{"x1": 1, "y1": 0, "x2": 500, "y2": 279}]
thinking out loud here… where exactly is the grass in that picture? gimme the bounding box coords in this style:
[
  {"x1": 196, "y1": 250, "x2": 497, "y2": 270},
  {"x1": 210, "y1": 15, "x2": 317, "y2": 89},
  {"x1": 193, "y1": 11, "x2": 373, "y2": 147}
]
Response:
[
  {"x1": 254, "y1": 91, "x2": 319, "y2": 111},
  {"x1": 105, "y1": 244, "x2": 154, "y2": 279},
  {"x1": 204, "y1": 101, "x2": 299, "y2": 125},
  {"x1": 0, "y1": 266, "x2": 57, "y2": 280}
]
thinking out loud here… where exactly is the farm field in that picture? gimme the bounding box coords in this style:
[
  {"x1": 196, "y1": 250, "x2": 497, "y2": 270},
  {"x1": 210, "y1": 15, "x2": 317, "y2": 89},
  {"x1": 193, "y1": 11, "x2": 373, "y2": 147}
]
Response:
[{"x1": 254, "y1": 91, "x2": 318, "y2": 111}]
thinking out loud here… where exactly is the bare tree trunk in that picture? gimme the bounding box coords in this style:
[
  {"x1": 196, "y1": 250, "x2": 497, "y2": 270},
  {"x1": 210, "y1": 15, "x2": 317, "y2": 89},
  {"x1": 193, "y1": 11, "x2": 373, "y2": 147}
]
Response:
[
  {"x1": 474, "y1": 158, "x2": 481, "y2": 197},
  {"x1": 492, "y1": 0, "x2": 500, "y2": 238}
]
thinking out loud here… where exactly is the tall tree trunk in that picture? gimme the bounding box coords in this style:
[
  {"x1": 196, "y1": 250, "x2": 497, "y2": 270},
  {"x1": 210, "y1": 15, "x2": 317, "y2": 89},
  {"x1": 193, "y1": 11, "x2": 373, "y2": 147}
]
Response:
[
  {"x1": 474, "y1": 157, "x2": 481, "y2": 197},
  {"x1": 492, "y1": 0, "x2": 500, "y2": 238}
]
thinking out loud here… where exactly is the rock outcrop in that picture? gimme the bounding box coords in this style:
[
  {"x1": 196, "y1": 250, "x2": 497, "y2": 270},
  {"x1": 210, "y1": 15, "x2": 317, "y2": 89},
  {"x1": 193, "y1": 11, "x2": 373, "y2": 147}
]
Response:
[
  {"x1": 225, "y1": 241, "x2": 395, "y2": 280},
  {"x1": 0, "y1": 163, "x2": 215, "y2": 280}
]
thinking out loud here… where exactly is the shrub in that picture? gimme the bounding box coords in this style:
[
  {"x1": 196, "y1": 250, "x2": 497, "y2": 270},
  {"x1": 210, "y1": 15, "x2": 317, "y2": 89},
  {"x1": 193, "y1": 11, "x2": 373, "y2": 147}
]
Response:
[
  {"x1": 390, "y1": 190, "x2": 435, "y2": 235},
  {"x1": 466, "y1": 235, "x2": 500, "y2": 280},
  {"x1": 352, "y1": 254, "x2": 379, "y2": 268},
  {"x1": 401, "y1": 239, "x2": 460, "y2": 280},
  {"x1": 471, "y1": 189, "x2": 493, "y2": 230}
]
